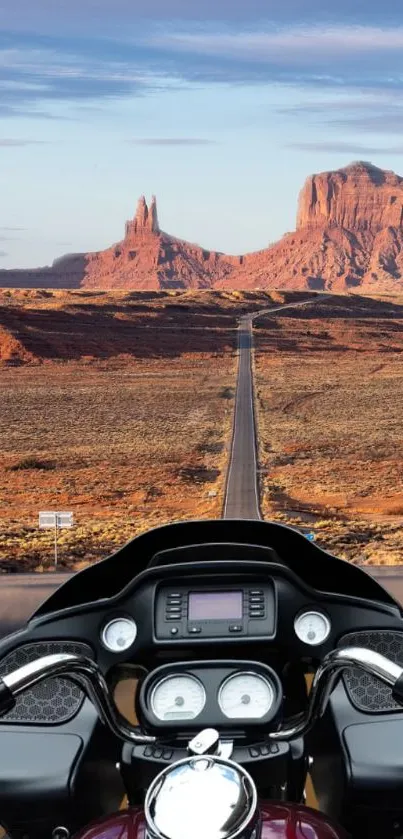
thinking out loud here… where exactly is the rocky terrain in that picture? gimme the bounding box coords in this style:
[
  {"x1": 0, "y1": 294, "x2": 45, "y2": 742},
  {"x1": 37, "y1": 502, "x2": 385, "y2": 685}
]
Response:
[{"x1": 4, "y1": 161, "x2": 403, "y2": 292}]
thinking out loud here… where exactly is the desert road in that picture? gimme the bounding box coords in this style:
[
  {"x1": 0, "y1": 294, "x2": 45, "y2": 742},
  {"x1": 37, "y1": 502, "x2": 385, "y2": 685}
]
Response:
[
  {"x1": 1, "y1": 294, "x2": 403, "y2": 639},
  {"x1": 222, "y1": 295, "x2": 403, "y2": 601},
  {"x1": 223, "y1": 298, "x2": 330, "y2": 520}
]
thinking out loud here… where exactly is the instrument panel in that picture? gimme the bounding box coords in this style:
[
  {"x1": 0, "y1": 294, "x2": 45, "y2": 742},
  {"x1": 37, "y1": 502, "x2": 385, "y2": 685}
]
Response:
[
  {"x1": 155, "y1": 582, "x2": 276, "y2": 640},
  {"x1": 138, "y1": 660, "x2": 283, "y2": 731}
]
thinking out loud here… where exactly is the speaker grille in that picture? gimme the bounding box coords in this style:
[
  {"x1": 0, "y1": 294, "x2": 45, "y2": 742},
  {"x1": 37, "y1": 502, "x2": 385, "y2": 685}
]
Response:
[
  {"x1": 0, "y1": 641, "x2": 93, "y2": 724},
  {"x1": 339, "y1": 630, "x2": 403, "y2": 713}
]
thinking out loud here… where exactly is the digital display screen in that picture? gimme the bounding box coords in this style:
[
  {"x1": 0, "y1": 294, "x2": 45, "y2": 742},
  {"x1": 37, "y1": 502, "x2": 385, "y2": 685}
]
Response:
[{"x1": 188, "y1": 591, "x2": 243, "y2": 621}]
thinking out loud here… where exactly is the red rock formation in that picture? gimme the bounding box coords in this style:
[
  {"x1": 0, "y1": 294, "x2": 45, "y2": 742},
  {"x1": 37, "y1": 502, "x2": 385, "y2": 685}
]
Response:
[
  {"x1": 297, "y1": 161, "x2": 403, "y2": 232},
  {"x1": 3, "y1": 165, "x2": 403, "y2": 292}
]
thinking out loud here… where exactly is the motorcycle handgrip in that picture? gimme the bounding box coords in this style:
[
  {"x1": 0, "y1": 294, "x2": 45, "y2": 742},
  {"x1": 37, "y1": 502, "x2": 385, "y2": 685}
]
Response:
[
  {"x1": 392, "y1": 673, "x2": 403, "y2": 704},
  {"x1": 0, "y1": 677, "x2": 16, "y2": 714}
]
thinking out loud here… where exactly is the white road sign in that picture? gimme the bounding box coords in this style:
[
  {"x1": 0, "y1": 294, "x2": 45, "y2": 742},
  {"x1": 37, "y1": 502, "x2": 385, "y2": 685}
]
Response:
[
  {"x1": 38, "y1": 512, "x2": 74, "y2": 567},
  {"x1": 39, "y1": 511, "x2": 73, "y2": 529}
]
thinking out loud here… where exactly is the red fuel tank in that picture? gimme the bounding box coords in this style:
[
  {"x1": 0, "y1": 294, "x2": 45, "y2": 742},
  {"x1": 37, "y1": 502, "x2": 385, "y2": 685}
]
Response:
[{"x1": 74, "y1": 803, "x2": 346, "y2": 839}]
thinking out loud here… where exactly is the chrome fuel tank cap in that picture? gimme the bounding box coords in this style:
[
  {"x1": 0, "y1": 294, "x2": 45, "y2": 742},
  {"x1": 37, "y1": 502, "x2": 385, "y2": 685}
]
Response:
[{"x1": 145, "y1": 755, "x2": 257, "y2": 839}]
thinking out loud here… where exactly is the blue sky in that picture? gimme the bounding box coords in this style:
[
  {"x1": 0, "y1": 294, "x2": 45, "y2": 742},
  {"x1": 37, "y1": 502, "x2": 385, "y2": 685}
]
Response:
[{"x1": 3, "y1": 1, "x2": 403, "y2": 267}]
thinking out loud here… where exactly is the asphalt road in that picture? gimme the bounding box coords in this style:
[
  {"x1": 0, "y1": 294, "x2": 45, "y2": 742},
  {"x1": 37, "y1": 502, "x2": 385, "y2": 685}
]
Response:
[
  {"x1": 223, "y1": 298, "x2": 328, "y2": 520},
  {"x1": 0, "y1": 573, "x2": 71, "y2": 638},
  {"x1": 223, "y1": 316, "x2": 260, "y2": 519}
]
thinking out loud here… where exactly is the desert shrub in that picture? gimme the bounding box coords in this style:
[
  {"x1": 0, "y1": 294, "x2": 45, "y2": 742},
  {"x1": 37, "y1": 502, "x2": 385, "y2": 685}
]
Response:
[
  {"x1": 177, "y1": 466, "x2": 220, "y2": 484},
  {"x1": 220, "y1": 386, "x2": 234, "y2": 399},
  {"x1": 8, "y1": 457, "x2": 57, "y2": 472}
]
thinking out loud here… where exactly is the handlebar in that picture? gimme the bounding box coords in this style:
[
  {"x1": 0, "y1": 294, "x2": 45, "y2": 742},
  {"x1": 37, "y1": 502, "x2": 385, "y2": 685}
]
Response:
[
  {"x1": 0, "y1": 652, "x2": 156, "y2": 745},
  {"x1": 1, "y1": 646, "x2": 402, "y2": 744}
]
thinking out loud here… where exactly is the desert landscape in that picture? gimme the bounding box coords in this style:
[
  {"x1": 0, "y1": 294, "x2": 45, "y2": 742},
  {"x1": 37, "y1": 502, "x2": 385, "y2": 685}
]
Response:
[
  {"x1": 255, "y1": 294, "x2": 403, "y2": 565},
  {"x1": 2, "y1": 161, "x2": 403, "y2": 569},
  {"x1": 0, "y1": 287, "x2": 301, "y2": 571}
]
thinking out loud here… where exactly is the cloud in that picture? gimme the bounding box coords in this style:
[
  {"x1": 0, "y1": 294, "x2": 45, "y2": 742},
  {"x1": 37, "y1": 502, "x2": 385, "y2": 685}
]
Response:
[
  {"x1": 130, "y1": 138, "x2": 216, "y2": 145},
  {"x1": 0, "y1": 226, "x2": 26, "y2": 231},
  {"x1": 330, "y1": 113, "x2": 403, "y2": 134},
  {"x1": 154, "y1": 25, "x2": 403, "y2": 62},
  {"x1": 2, "y1": 0, "x2": 403, "y2": 33},
  {"x1": 287, "y1": 141, "x2": 403, "y2": 154},
  {"x1": 3, "y1": 19, "x2": 403, "y2": 123},
  {"x1": 0, "y1": 138, "x2": 47, "y2": 146},
  {"x1": 0, "y1": 35, "x2": 182, "y2": 116},
  {"x1": 0, "y1": 251, "x2": 8, "y2": 257}
]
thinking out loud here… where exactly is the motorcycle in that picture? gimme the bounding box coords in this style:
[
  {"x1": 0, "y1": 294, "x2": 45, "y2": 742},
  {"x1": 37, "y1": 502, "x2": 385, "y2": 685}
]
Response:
[{"x1": 1, "y1": 518, "x2": 403, "y2": 839}]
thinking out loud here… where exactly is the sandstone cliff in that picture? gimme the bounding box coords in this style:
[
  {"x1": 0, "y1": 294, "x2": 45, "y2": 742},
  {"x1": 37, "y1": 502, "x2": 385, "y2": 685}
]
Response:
[
  {"x1": 297, "y1": 161, "x2": 403, "y2": 232},
  {"x1": 3, "y1": 162, "x2": 403, "y2": 292}
]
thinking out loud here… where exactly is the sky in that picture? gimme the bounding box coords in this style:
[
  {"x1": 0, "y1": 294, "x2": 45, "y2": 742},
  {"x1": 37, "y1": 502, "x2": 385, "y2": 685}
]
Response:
[{"x1": 3, "y1": 2, "x2": 403, "y2": 266}]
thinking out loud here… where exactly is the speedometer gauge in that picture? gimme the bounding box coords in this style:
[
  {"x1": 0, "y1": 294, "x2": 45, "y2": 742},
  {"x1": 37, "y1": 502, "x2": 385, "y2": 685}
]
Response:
[
  {"x1": 218, "y1": 672, "x2": 274, "y2": 719},
  {"x1": 101, "y1": 617, "x2": 137, "y2": 652},
  {"x1": 294, "y1": 611, "x2": 331, "y2": 646},
  {"x1": 151, "y1": 675, "x2": 206, "y2": 721}
]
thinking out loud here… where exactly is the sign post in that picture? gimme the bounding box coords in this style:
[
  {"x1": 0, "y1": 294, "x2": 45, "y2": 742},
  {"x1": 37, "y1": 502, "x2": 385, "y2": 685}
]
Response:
[{"x1": 39, "y1": 512, "x2": 74, "y2": 568}]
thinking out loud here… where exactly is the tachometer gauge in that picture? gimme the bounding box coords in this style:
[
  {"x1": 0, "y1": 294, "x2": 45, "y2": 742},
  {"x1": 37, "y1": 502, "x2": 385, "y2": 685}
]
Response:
[
  {"x1": 294, "y1": 611, "x2": 331, "y2": 646},
  {"x1": 101, "y1": 617, "x2": 137, "y2": 652},
  {"x1": 218, "y1": 672, "x2": 274, "y2": 719},
  {"x1": 151, "y1": 675, "x2": 206, "y2": 721}
]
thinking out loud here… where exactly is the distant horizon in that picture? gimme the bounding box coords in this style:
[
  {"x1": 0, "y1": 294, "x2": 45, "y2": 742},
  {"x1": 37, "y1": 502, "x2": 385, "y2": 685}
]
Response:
[
  {"x1": 2, "y1": 157, "x2": 401, "y2": 271},
  {"x1": 4, "y1": 1, "x2": 403, "y2": 267}
]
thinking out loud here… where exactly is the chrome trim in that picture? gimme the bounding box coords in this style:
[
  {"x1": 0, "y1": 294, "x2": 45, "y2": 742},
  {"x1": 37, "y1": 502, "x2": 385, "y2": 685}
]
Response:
[
  {"x1": 188, "y1": 728, "x2": 220, "y2": 755},
  {"x1": 150, "y1": 673, "x2": 206, "y2": 721},
  {"x1": 144, "y1": 755, "x2": 257, "y2": 839},
  {"x1": 3, "y1": 653, "x2": 155, "y2": 744},
  {"x1": 101, "y1": 617, "x2": 137, "y2": 652},
  {"x1": 294, "y1": 610, "x2": 331, "y2": 646},
  {"x1": 269, "y1": 646, "x2": 403, "y2": 741},
  {"x1": 218, "y1": 671, "x2": 275, "y2": 719}
]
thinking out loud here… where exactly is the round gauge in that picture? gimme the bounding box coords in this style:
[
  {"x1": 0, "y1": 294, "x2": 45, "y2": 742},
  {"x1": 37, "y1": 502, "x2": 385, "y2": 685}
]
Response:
[
  {"x1": 294, "y1": 611, "x2": 331, "y2": 646},
  {"x1": 151, "y1": 675, "x2": 206, "y2": 721},
  {"x1": 218, "y1": 672, "x2": 274, "y2": 719},
  {"x1": 101, "y1": 617, "x2": 137, "y2": 653}
]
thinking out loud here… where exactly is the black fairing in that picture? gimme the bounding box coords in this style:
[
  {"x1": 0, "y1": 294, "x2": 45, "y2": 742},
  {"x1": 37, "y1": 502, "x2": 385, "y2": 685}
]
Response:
[
  {"x1": 32, "y1": 519, "x2": 398, "y2": 617},
  {"x1": 309, "y1": 683, "x2": 403, "y2": 838},
  {"x1": 0, "y1": 704, "x2": 124, "y2": 839}
]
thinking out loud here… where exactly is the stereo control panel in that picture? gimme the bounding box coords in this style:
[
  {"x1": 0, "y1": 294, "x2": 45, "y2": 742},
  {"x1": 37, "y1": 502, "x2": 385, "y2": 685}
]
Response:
[{"x1": 155, "y1": 583, "x2": 276, "y2": 640}]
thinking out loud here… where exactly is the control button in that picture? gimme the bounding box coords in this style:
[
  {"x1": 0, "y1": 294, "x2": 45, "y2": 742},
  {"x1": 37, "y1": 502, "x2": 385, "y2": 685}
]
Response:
[
  {"x1": 249, "y1": 595, "x2": 264, "y2": 602},
  {"x1": 270, "y1": 743, "x2": 279, "y2": 754},
  {"x1": 166, "y1": 615, "x2": 181, "y2": 621},
  {"x1": 249, "y1": 746, "x2": 260, "y2": 758},
  {"x1": 166, "y1": 606, "x2": 181, "y2": 613},
  {"x1": 144, "y1": 746, "x2": 153, "y2": 757},
  {"x1": 162, "y1": 749, "x2": 173, "y2": 760},
  {"x1": 260, "y1": 744, "x2": 270, "y2": 756},
  {"x1": 229, "y1": 625, "x2": 243, "y2": 632},
  {"x1": 167, "y1": 597, "x2": 182, "y2": 604},
  {"x1": 250, "y1": 590, "x2": 263, "y2": 595},
  {"x1": 170, "y1": 627, "x2": 179, "y2": 635},
  {"x1": 153, "y1": 747, "x2": 163, "y2": 759},
  {"x1": 249, "y1": 611, "x2": 264, "y2": 618},
  {"x1": 168, "y1": 592, "x2": 181, "y2": 598},
  {"x1": 189, "y1": 626, "x2": 201, "y2": 634}
]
